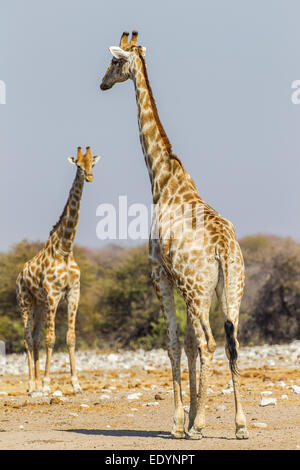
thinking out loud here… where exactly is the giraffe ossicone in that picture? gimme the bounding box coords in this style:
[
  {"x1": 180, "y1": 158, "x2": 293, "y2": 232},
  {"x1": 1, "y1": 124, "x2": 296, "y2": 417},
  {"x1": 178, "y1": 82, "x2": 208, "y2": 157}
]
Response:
[
  {"x1": 16, "y1": 146, "x2": 101, "y2": 396},
  {"x1": 100, "y1": 30, "x2": 249, "y2": 440}
]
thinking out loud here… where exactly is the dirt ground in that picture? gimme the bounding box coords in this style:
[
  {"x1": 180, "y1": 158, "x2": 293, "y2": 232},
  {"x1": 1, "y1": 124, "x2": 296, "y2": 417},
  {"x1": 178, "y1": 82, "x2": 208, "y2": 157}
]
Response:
[{"x1": 0, "y1": 361, "x2": 299, "y2": 451}]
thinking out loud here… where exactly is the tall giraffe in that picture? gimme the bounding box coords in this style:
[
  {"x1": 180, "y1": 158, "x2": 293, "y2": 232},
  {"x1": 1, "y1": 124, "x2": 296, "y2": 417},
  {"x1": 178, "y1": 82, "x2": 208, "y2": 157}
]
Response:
[
  {"x1": 16, "y1": 147, "x2": 101, "y2": 396},
  {"x1": 100, "y1": 31, "x2": 248, "y2": 440}
]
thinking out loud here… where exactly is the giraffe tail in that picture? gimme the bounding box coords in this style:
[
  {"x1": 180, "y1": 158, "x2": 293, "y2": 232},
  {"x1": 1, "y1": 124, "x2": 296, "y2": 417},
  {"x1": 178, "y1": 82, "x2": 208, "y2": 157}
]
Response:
[
  {"x1": 224, "y1": 319, "x2": 239, "y2": 376},
  {"x1": 218, "y1": 253, "x2": 239, "y2": 376}
]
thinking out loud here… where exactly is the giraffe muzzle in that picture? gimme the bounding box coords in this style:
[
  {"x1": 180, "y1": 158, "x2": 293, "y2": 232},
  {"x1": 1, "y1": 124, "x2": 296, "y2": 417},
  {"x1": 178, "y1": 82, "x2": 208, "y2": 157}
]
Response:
[{"x1": 100, "y1": 82, "x2": 110, "y2": 91}]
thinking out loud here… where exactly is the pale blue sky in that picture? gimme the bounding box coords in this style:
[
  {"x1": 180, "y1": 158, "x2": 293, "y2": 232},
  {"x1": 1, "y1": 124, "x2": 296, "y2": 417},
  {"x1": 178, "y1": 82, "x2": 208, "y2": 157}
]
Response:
[{"x1": 0, "y1": 0, "x2": 300, "y2": 252}]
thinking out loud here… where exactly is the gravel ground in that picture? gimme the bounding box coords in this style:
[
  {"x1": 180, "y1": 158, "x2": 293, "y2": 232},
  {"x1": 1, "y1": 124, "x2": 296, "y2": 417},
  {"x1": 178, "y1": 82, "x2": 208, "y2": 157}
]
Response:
[
  {"x1": 1, "y1": 341, "x2": 300, "y2": 376},
  {"x1": 0, "y1": 342, "x2": 299, "y2": 450}
]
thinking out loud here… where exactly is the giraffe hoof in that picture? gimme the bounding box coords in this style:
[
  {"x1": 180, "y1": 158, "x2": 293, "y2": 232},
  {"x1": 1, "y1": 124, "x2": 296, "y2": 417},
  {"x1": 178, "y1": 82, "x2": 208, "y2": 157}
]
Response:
[
  {"x1": 72, "y1": 381, "x2": 82, "y2": 395},
  {"x1": 27, "y1": 383, "x2": 36, "y2": 396},
  {"x1": 186, "y1": 427, "x2": 203, "y2": 440},
  {"x1": 171, "y1": 430, "x2": 185, "y2": 439},
  {"x1": 236, "y1": 427, "x2": 249, "y2": 439}
]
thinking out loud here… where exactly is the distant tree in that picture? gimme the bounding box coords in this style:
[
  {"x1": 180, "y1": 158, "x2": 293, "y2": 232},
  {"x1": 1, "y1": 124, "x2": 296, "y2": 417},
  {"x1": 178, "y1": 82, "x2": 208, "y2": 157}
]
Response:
[
  {"x1": 1, "y1": 235, "x2": 299, "y2": 353},
  {"x1": 241, "y1": 239, "x2": 300, "y2": 344},
  {"x1": 98, "y1": 245, "x2": 160, "y2": 349},
  {"x1": 0, "y1": 240, "x2": 43, "y2": 352}
]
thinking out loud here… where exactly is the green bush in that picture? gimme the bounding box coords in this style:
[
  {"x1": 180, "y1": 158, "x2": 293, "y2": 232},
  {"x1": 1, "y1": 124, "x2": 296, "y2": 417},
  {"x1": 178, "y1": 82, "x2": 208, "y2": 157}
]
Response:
[{"x1": 0, "y1": 234, "x2": 299, "y2": 353}]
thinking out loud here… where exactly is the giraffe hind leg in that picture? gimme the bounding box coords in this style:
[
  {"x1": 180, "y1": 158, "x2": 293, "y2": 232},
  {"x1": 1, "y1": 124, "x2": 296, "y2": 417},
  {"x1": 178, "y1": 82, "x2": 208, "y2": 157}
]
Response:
[
  {"x1": 184, "y1": 314, "x2": 198, "y2": 431},
  {"x1": 216, "y1": 266, "x2": 249, "y2": 439},
  {"x1": 43, "y1": 295, "x2": 60, "y2": 395}
]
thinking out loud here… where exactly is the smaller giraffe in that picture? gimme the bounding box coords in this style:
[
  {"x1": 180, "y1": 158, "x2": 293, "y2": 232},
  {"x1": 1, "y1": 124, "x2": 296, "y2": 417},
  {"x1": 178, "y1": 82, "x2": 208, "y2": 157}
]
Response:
[{"x1": 16, "y1": 147, "x2": 101, "y2": 396}]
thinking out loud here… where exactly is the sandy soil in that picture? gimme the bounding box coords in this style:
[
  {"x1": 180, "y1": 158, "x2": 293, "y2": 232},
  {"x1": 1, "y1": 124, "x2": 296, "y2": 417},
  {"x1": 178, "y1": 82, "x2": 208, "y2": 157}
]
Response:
[{"x1": 0, "y1": 358, "x2": 299, "y2": 450}]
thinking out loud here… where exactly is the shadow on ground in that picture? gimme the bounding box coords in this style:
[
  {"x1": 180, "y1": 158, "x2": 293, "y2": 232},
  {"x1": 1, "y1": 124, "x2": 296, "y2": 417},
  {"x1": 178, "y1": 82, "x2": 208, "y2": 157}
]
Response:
[
  {"x1": 60, "y1": 428, "x2": 236, "y2": 441},
  {"x1": 60, "y1": 429, "x2": 173, "y2": 439}
]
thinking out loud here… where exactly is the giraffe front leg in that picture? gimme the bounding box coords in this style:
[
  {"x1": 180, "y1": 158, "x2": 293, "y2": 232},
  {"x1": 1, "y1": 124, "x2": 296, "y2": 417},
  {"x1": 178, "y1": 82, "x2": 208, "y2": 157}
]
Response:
[
  {"x1": 66, "y1": 283, "x2": 82, "y2": 395},
  {"x1": 32, "y1": 305, "x2": 44, "y2": 394},
  {"x1": 43, "y1": 298, "x2": 59, "y2": 395},
  {"x1": 184, "y1": 314, "x2": 198, "y2": 432},
  {"x1": 151, "y1": 265, "x2": 185, "y2": 439},
  {"x1": 24, "y1": 318, "x2": 35, "y2": 396},
  {"x1": 17, "y1": 282, "x2": 35, "y2": 396}
]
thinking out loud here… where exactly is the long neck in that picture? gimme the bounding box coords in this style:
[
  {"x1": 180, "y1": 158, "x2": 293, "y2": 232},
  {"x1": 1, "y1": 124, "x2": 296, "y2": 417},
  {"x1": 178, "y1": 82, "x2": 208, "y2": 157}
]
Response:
[
  {"x1": 131, "y1": 53, "x2": 177, "y2": 203},
  {"x1": 50, "y1": 168, "x2": 84, "y2": 255}
]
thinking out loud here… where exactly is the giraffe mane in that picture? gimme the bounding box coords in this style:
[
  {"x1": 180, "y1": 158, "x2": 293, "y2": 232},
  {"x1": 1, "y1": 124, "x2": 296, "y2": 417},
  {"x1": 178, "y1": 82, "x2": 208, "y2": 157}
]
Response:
[
  {"x1": 137, "y1": 48, "x2": 173, "y2": 156},
  {"x1": 169, "y1": 152, "x2": 184, "y2": 169},
  {"x1": 49, "y1": 199, "x2": 69, "y2": 237}
]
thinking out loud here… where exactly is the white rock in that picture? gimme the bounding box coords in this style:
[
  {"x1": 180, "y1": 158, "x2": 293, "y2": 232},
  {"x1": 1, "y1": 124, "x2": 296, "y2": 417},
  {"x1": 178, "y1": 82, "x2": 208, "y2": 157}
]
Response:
[
  {"x1": 267, "y1": 360, "x2": 276, "y2": 367},
  {"x1": 0, "y1": 391, "x2": 8, "y2": 396},
  {"x1": 277, "y1": 381, "x2": 286, "y2": 389},
  {"x1": 99, "y1": 394, "x2": 111, "y2": 400},
  {"x1": 127, "y1": 392, "x2": 142, "y2": 400},
  {"x1": 52, "y1": 390, "x2": 63, "y2": 397},
  {"x1": 19, "y1": 425, "x2": 24, "y2": 430},
  {"x1": 260, "y1": 397, "x2": 277, "y2": 407},
  {"x1": 31, "y1": 391, "x2": 44, "y2": 398},
  {"x1": 69, "y1": 412, "x2": 79, "y2": 417},
  {"x1": 252, "y1": 422, "x2": 267, "y2": 428},
  {"x1": 281, "y1": 395, "x2": 288, "y2": 400},
  {"x1": 261, "y1": 391, "x2": 273, "y2": 396},
  {"x1": 292, "y1": 385, "x2": 300, "y2": 394},
  {"x1": 80, "y1": 403, "x2": 89, "y2": 408},
  {"x1": 216, "y1": 405, "x2": 226, "y2": 412},
  {"x1": 221, "y1": 389, "x2": 232, "y2": 395},
  {"x1": 143, "y1": 402, "x2": 159, "y2": 407},
  {"x1": 143, "y1": 365, "x2": 155, "y2": 371},
  {"x1": 107, "y1": 353, "x2": 118, "y2": 363}
]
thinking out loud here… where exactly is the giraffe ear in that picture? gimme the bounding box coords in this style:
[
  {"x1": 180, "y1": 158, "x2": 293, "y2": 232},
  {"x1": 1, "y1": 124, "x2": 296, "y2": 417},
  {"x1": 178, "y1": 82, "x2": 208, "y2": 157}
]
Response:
[
  {"x1": 141, "y1": 47, "x2": 146, "y2": 57},
  {"x1": 67, "y1": 156, "x2": 76, "y2": 165},
  {"x1": 109, "y1": 46, "x2": 131, "y2": 61},
  {"x1": 92, "y1": 155, "x2": 102, "y2": 166}
]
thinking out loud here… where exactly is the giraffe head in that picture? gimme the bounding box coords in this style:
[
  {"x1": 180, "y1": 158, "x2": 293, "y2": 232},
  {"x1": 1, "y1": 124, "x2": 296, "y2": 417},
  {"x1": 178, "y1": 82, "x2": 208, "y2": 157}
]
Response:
[
  {"x1": 68, "y1": 147, "x2": 101, "y2": 182},
  {"x1": 100, "y1": 30, "x2": 146, "y2": 90}
]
